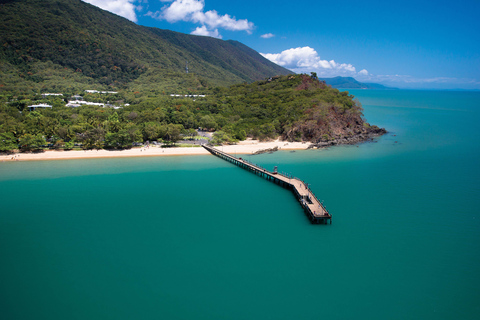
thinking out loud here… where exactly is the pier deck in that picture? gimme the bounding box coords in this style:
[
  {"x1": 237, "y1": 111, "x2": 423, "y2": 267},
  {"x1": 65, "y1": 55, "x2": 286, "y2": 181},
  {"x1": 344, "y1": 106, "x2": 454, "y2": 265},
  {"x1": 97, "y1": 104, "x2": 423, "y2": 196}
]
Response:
[{"x1": 203, "y1": 145, "x2": 332, "y2": 224}]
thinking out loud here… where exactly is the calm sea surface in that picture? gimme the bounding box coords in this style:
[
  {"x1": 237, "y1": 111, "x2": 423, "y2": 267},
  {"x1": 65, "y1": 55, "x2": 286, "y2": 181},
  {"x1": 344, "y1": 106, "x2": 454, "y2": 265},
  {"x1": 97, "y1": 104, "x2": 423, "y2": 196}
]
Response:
[{"x1": 1, "y1": 90, "x2": 479, "y2": 319}]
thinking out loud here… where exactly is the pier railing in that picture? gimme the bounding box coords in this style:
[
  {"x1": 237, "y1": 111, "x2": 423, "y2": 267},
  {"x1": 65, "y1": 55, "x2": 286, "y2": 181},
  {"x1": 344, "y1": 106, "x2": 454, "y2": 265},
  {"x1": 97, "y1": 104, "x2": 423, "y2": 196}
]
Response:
[{"x1": 203, "y1": 145, "x2": 331, "y2": 224}]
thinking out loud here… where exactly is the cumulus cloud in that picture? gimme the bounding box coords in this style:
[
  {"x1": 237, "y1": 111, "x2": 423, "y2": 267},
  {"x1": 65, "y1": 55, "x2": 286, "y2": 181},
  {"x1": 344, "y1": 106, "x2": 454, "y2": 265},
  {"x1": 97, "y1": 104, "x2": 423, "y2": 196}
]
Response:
[
  {"x1": 261, "y1": 33, "x2": 275, "y2": 39},
  {"x1": 193, "y1": 10, "x2": 253, "y2": 32},
  {"x1": 191, "y1": 25, "x2": 221, "y2": 38},
  {"x1": 261, "y1": 46, "x2": 363, "y2": 77},
  {"x1": 358, "y1": 69, "x2": 369, "y2": 76},
  {"x1": 148, "y1": 0, "x2": 254, "y2": 38},
  {"x1": 161, "y1": 0, "x2": 204, "y2": 22},
  {"x1": 82, "y1": 0, "x2": 139, "y2": 22}
]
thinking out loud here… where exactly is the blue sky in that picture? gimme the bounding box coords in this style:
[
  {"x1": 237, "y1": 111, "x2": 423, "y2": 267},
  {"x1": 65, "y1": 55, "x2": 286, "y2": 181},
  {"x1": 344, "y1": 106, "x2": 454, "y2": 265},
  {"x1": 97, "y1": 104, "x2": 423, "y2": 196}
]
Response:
[{"x1": 82, "y1": 0, "x2": 480, "y2": 89}]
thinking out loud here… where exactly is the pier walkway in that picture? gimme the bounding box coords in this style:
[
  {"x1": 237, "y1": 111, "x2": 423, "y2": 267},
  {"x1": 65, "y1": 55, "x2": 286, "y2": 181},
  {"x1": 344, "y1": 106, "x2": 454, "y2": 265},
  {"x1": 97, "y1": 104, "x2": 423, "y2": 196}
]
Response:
[{"x1": 203, "y1": 145, "x2": 332, "y2": 224}]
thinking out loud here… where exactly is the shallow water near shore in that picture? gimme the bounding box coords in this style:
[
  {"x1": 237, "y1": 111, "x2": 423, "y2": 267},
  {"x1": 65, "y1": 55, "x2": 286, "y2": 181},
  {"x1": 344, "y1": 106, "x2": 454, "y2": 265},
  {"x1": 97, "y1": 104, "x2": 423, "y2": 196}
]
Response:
[{"x1": 1, "y1": 90, "x2": 479, "y2": 319}]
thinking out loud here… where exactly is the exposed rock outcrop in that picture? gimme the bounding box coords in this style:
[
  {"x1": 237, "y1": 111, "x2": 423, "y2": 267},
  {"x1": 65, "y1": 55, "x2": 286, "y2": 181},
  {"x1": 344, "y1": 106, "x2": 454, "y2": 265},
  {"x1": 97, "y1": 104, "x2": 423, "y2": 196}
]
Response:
[
  {"x1": 252, "y1": 146, "x2": 279, "y2": 155},
  {"x1": 282, "y1": 99, "x2": 387, "y2": 148},
  {"x1": 308, "y1": 126, "x2": 387, "y2": 149}
]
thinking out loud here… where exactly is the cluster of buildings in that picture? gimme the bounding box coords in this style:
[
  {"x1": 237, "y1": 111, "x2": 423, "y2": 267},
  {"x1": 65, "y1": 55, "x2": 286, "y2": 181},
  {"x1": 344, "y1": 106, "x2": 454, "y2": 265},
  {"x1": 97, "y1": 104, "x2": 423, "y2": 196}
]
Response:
[
  {"x1": 65, "y1": 95, "x2": 122, "y2": 109},
  {"x1": 28, "y1": 91, "x2": 123, "y2": 110}
]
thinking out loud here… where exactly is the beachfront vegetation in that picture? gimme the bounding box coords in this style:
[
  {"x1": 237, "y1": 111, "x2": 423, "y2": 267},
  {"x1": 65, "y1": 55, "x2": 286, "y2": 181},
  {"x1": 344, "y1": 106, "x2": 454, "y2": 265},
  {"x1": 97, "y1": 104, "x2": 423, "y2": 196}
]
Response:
[
  {"x1": 0, "y1": 74, "x2": 374, "y2": 152},
  {"x1": 0, "y1": 132, "x2": 18, "y2": 152}
]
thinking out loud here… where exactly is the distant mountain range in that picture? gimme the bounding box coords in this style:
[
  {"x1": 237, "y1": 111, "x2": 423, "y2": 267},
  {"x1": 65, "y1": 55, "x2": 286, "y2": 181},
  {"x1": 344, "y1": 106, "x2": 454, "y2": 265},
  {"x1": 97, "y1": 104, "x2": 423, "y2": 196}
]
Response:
[
  {"x1": 0, "y1": 0, "x2": 290, "y2": 92},
  {"x1": 320, "y1": 77, "x2": 394, "y2": 89}
]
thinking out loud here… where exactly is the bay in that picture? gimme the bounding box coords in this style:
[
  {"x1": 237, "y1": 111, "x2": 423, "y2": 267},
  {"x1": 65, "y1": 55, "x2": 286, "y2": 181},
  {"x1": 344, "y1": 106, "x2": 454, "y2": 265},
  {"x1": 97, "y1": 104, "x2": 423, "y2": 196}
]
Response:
[{"x1": 0, "y1": 90, "x2": 479, "y2": 319}]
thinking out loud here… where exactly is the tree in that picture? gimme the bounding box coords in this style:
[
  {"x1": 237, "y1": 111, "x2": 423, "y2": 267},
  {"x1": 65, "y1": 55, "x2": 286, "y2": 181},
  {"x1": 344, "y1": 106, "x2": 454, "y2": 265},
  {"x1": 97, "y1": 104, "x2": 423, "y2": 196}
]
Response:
[
  {"x1": 19, "y1": 133, "x2": 46, "y2": 152},
  {"x1": 184, "y1": 128, "x2": 198, "y2": 139},
  {"x1": 211, "y1": 131, "x2": 234, "y2": 145},
  {"x1": 124, "y1": 123, "x2": 142, "y2": 144},
  {"x1": 199, "y1": 115, "x2": 218, "y2": 130},
  {"x1": 142, "y1": 122, "x2": 161, "y2": 141},
  {"x1": 234, "y1": 129, "x2": 246, "y2": 141},
  {"x1": 104, "y1": 131, "x2": 129, "y2": 149},
  {"x1": 163, "y1": 124, "x2": 183, "y2": 144},
  {"x1": 107, "y1": 111, "x2": 120, "y2": 132},
  {"x1": 127, "y1": 111, "x2": 138, "y2": 121},
  {"x1": 259, "y1": 123, "x2": 277, "y2": 141},
  {"x1": 0, "y1": 132, "x2": 17, "y2": 152},
  {"x1": 64, "y1": 140, "x2": 75, "y2": 150},
  {"x1": 56, "y1": 126, "x2": 73, "y2": 141},
  {"x1": 108, "y1": 112, "x2": 119, "y2": 123},
  {"x1": 104, "y1": 126, "x2": 140, "y2": 149},
  {"x1": 80, "y1": 127, "x2": 105, "y2": 149}
]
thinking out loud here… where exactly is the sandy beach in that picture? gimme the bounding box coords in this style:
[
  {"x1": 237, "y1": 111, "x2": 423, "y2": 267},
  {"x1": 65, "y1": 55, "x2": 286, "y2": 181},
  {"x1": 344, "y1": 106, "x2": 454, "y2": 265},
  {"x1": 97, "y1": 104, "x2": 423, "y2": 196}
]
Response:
[{"x1": 0, "y1": 139, "x2": 311, "y2": 162}]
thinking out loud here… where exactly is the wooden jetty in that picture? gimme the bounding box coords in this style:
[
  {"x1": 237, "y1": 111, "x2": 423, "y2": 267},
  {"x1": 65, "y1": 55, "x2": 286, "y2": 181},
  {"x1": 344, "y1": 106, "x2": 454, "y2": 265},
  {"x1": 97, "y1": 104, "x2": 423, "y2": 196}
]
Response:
[{"x1": 203, "y1": 145, "x2": 332, "y2": 224}]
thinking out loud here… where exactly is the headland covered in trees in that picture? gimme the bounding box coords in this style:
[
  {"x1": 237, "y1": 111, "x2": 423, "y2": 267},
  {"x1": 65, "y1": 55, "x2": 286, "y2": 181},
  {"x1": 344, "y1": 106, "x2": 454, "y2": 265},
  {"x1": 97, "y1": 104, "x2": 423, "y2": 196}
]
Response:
[{"x1": 0, "y1": 74, "x2": 386, "y2": 160}]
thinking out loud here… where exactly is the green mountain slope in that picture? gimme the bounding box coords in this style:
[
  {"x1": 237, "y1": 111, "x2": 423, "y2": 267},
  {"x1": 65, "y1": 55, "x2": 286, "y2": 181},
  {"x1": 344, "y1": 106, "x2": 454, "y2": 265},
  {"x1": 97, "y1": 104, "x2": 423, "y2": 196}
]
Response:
[
  {"x1": 0, "y1": 0, "x2": 290, "y2": 93},
  {"x1": 149, "y1": 29, "x2": 287, "y2": 83}
]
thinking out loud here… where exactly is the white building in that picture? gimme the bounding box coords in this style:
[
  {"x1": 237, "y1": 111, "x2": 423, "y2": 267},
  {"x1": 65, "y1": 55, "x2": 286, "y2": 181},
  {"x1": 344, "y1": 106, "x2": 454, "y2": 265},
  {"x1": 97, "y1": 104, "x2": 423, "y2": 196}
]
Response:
[
  {"x1": 65, "y1": 102, "x2": 82, "y2": 108},
  {"x1": 27, "y1": 104, "x2": 52, "y2": 111},
  {"x1": 41, "y1": 93, "x2": 63, "y2": 98},
  {"x1": 66, "y1": 100, "x2": 106, "y2": 107},
  {"x1": 85, "y1": 90, "x2": 118, "y2": 94},
  {"x1": 170, "y1": 94, "x2": 206, "y2": 98}
]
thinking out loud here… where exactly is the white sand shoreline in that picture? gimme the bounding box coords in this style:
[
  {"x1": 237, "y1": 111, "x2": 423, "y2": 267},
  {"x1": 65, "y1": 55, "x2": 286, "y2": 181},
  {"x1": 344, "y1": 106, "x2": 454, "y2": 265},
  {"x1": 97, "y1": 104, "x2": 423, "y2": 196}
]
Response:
[{"x1": 0, "y1": 139, "x2": 312, "y2": 162}]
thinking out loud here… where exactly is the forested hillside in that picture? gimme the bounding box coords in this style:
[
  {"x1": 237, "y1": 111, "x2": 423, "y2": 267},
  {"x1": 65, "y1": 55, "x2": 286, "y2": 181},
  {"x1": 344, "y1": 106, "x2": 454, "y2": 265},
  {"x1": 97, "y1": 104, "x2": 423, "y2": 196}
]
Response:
[
  {"x1": 0, "y1": 0, "x2": 290, "y2": 93},
  {"x1": 0, "y1": 74, "x2": 385, "y2": 152}
]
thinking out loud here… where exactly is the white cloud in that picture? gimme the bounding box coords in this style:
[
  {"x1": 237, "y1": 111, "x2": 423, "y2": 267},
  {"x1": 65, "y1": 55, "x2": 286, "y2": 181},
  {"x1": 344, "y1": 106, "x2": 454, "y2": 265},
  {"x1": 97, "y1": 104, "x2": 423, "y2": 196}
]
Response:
[
  {"x1": 145, "y1": 10, "x2": 161, "y2": 19},
  {"x1": 161, "y1": 0, "x2": 204, "y2": 22},
  {"x1": 358, "y1": 69, "x2": 369, "y2": 76},
  {"x1": 148, "y1": 0, "x2": 254, "y2": 38},
  {"x1": 191, "y1": 26, "x2": 221, "y2": 38},
  {"x1": 261, "y1": 33, "x2": 275, "y2": 39},
  {"x1": 82, "y1": 0, "x2": 139, "y2": 22},
  {"x1": 193, "y1": 10, "x2": 253, "y2": 32},
  {"x1": 261, "y1": 46, "x2": 363, "y2": 77}
]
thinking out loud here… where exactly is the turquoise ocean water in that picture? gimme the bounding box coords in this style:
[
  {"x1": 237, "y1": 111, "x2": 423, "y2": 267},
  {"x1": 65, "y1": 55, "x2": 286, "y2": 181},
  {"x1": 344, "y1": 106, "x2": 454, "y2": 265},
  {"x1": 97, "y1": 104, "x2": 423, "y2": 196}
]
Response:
[{"x1": 1, "y1": 90, "x2": 479, "y2": 319}]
